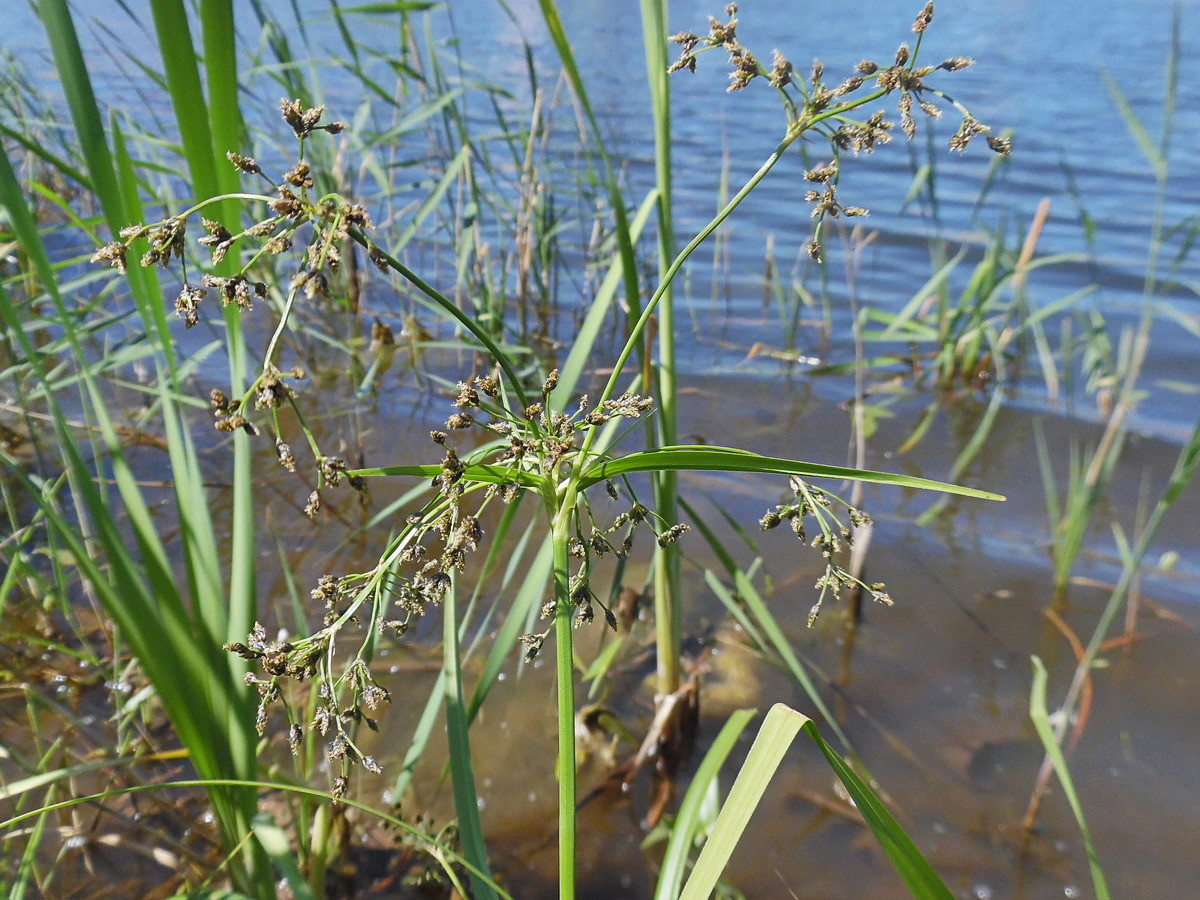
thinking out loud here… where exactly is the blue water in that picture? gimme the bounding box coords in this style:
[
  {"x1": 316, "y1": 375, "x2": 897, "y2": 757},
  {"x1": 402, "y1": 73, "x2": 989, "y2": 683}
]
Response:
[
  {"x1": 8, "y1": 0, "x2": 1198, "y2": 589},
  {"x1": 11, "y1": 1, "x2": 1199, "y2": 343},
  {"x1": 315, "y1": 0, "x2": 1200, "y2": 435}
]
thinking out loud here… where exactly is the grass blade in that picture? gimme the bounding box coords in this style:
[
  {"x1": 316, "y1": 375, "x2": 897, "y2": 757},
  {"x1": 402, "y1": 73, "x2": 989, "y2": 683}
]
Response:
[
  {"x1": 1029, "y1": 657, "x2": 1110, "y2": 900},
  {"x1": 679, "y1": 704, "x2": 805, "y2": 900},
  {"x1": 580, "y1": 445, "x2": 1005, "y2": 500},
  {"x1": 443, "y1": 581, "x2": 498, "y2": 899},
  {"x1": 655, "y1": 708, "x2": 755, "y2": 900},
  {"x1": 803, "y1": 719, "x2": 953, "y2": 899}
]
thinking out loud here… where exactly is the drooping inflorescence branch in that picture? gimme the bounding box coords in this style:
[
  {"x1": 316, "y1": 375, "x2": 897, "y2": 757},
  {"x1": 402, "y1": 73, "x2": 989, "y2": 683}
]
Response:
[{"x1": 668, "y1": 2, "x2": 1009, "y2": 261}]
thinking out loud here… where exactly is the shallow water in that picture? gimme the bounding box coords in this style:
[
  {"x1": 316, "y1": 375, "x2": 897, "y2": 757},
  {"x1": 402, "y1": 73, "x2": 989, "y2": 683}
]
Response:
[
  {"x1": 340, "y1": 370, "x2": 1199, "y2": 898},
  {"x1": 4, "y1": 1, "x2": 1200, "y2": 897}
]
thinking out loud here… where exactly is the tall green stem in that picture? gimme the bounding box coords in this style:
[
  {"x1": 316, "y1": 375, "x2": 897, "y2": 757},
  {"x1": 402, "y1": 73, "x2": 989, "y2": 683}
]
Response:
[
  {"x1": 547, "y1": 482, "x2": 578, "y2": 900},
  {"x1": 641, "y1": 0, "x2": 681, "y2": 696}
]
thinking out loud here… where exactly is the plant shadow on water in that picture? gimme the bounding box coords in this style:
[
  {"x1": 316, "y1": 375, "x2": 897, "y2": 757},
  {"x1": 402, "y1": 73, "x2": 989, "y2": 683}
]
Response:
[{"x1": 2, "y1": 1, "x2": 1200, "y2": 899}]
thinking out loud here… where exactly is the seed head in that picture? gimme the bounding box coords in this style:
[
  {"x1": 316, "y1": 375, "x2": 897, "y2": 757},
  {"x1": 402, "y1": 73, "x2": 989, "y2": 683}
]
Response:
[
  {"x1": 520, "y1": 633, "x2": 545, "y2": 662},
  {"x1": 174, "y1": 284, "x2": 206, "y2": 329},
  {"x1": 283, "y1": 160, "x2": 313, "y2": 189},
  {"x1": 899, "y1": 92, "x2": 916, "y2": 139},
  {"x1": 727, "y1": 48, "x2": 759, "y2": 92},
  {"x1": 454, "y1": 382, "x2": 480, "y2": 407},
  {"x1": 986, "y1": 134, "x2": 1013, "y2": 155},
  {"x1": 265, "y1": 233, "x2": 292, "y2": 254},
  {"x1": 657, "y1": 523, "x2": 691, "y2": 547},
  {"x1": 769, "y1": 50, "x2": 793, "y2": 88},
  {"x1": 834, "y1": 75, "x2": 865, "y2": 96},
  {"x1": 939, "y1": 57, "x2": 974, "y2": 71},
  {"x1": 276, "y1": 438, "x2": 296, "y2": 472},
  {"x1": 804, "y1": 163, "x2": 837, "y2": 184},
  {"x1": 227, "y1": 151, "x2": 262, "y2": 175},
  {"x1": 281, "y1": 98, "x2": 326, "y2": 138},
  {"x1": 91, "y1": 241, "x2": 127, "y2": 275},
  {"x1": 913, "y1": 2, "x2": 934, "y2": 33},
  {"x1": 272, "y1": 188, "x2": 304, "y2": 218}
]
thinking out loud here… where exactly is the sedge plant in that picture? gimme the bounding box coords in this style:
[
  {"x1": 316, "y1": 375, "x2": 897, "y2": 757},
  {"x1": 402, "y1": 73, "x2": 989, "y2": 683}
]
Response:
[
  {"x1": 5, "y1": 2, "x2": 1012, "y2": 897},
  {"x1": 95, "y1": 6, "x2": 1002, "y2": 897}
]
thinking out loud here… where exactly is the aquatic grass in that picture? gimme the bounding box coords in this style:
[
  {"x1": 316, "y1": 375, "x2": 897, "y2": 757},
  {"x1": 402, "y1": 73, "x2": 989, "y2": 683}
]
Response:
[
  {"x1": 0, "y1": 189, "x2": 269, "y2": 897},
  {"x1": 675, "y1": 704, "x2": 953, "y2": 900},
  {"x1": 0, "y1": 777, "x2": 510, "y2": 899},
  {"x1": 1024, "y1": 411, "x2": 1200, "y2": 845},
  {"x1": 0, "y1": 0, "x2": 274, "y2": 893},
  {"x1": 639, "y1": 0, "x2": 686, "y2": 710},
  {"x1": 865, "y1": 224, "x2": 1083, "y2": 399},
  {"x1": 1028, "y1": 657, "x2": 1110, "y2": 900},
  {"x1": 1033, "y1": 15, "x2": 1183, "y2": 601},
  {"x1": 532, "y1": 1, "x2": 692, "y2": 764},
  {"x1": 441, "y1": 578, "x2": 498, "y2": 900},
  {"x1": 1009, "y1": 25, "x2": 1200, "y2": 893},
  {"x1": 4, "y1": 3, "x2": 1016, "y2": 897},
  {"x1": 653, "y1": 707, "x2": 756, "y2": 900},
  {"x1": 169, "y1": 8, "x2": 1005, "y2": 897}
]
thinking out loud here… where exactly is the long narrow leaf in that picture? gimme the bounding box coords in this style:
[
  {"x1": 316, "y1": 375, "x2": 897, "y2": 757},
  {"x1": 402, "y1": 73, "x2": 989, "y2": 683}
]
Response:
[
  {"x1": 442, "y1": 583, "x2": 498, "y2": 899},
  {"x1": 655, "y1": 708, "x2": 755, "y2": 900},
  {"x1": 804, "y1": 719, "x2": 953, "y2": 899},
  {"x1": 579, "y1": 445, "x2": 1005, "y2": 500},
  {"x1": 679, "y1": 704, "x2": 806, "y2": 900},
  {"x1": 1029, "y1": 657, "x2": 1110, "y2": 900}
]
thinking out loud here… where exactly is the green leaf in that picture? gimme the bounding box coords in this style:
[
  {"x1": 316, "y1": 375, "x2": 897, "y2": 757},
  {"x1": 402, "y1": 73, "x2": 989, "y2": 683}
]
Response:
[
  {"x1": 349, "y1": 462, "x2": 544, "y2": 489},
  {"x1": 579, "y1": 445, "x2": 1005, "y2": 500},
  {"x1": 1029, "y1": 658, "x2": 1110, "y2": 900},
  {"x1": 804, "y1": 720, "x2": 953, "y2": 899},
  {"x1": 655, "y1": 709, "x2": 756, "y2": 900},
  {"x1": 253, "y1": 814, "x2": 315, "y2": 900},
  {"x1": 679, "y1": 704, "x2": 807, "y2": 900},
  {"x1": 443, "y1": 582, "x2": 498, "y2": 900}
]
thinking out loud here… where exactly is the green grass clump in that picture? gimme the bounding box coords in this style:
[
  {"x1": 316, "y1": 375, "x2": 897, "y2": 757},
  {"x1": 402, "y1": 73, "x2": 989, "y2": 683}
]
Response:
[{"x1": 10, "y1": 3, "x2": 1133, "y2": 898}]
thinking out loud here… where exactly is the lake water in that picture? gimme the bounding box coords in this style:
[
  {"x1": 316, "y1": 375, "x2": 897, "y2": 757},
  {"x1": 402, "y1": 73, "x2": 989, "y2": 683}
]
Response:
[{"x1": 4, "y1": 1, "x2": 1200, "y2": 898}]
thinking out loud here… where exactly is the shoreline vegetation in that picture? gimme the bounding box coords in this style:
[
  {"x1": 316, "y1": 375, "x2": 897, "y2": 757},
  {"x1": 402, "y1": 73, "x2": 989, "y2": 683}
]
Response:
[{"x1": 2, "y1": 2, "x2": 1197, "y2": 898}]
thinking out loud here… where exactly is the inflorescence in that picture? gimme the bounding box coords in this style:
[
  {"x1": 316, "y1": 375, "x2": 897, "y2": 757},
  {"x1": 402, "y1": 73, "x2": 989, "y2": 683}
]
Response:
[
  {"x1": 760, "y1": 476, "x2": 891, "y2": 626},
  {"x1": 668, "y1": 2, "x2": 1009, "y2": 261}
]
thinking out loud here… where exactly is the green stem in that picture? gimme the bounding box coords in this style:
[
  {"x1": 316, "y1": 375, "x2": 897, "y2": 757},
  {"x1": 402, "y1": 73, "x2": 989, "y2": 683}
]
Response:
[
  {"x1": 547, "y1": 481, "x2": 577, "y2": 900},
  {"x1": 346, "y1": 227, "x2": 530, "y2": 410},
  {"x1": 584, "y1": 87, "x2": 890, "y2": 425},
  {"x1": 641, "y1": 0, "x2": 682, "y2": 697}
]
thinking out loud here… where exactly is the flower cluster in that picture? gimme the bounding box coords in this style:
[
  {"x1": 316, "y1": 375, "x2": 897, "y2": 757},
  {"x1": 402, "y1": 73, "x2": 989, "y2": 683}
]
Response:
[
  {"x1": 760, "y1": 476, "x2": 890, "y2": 625},
  {"x1": 90, "y1": 99, "x2": 364, "y2": 335},
  {"x1": 412, "y1": 369, "x2": 688, "y2": 660},
  {"x1": 668, "y1": 3, "x2": 1010, "y2": 262}
]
